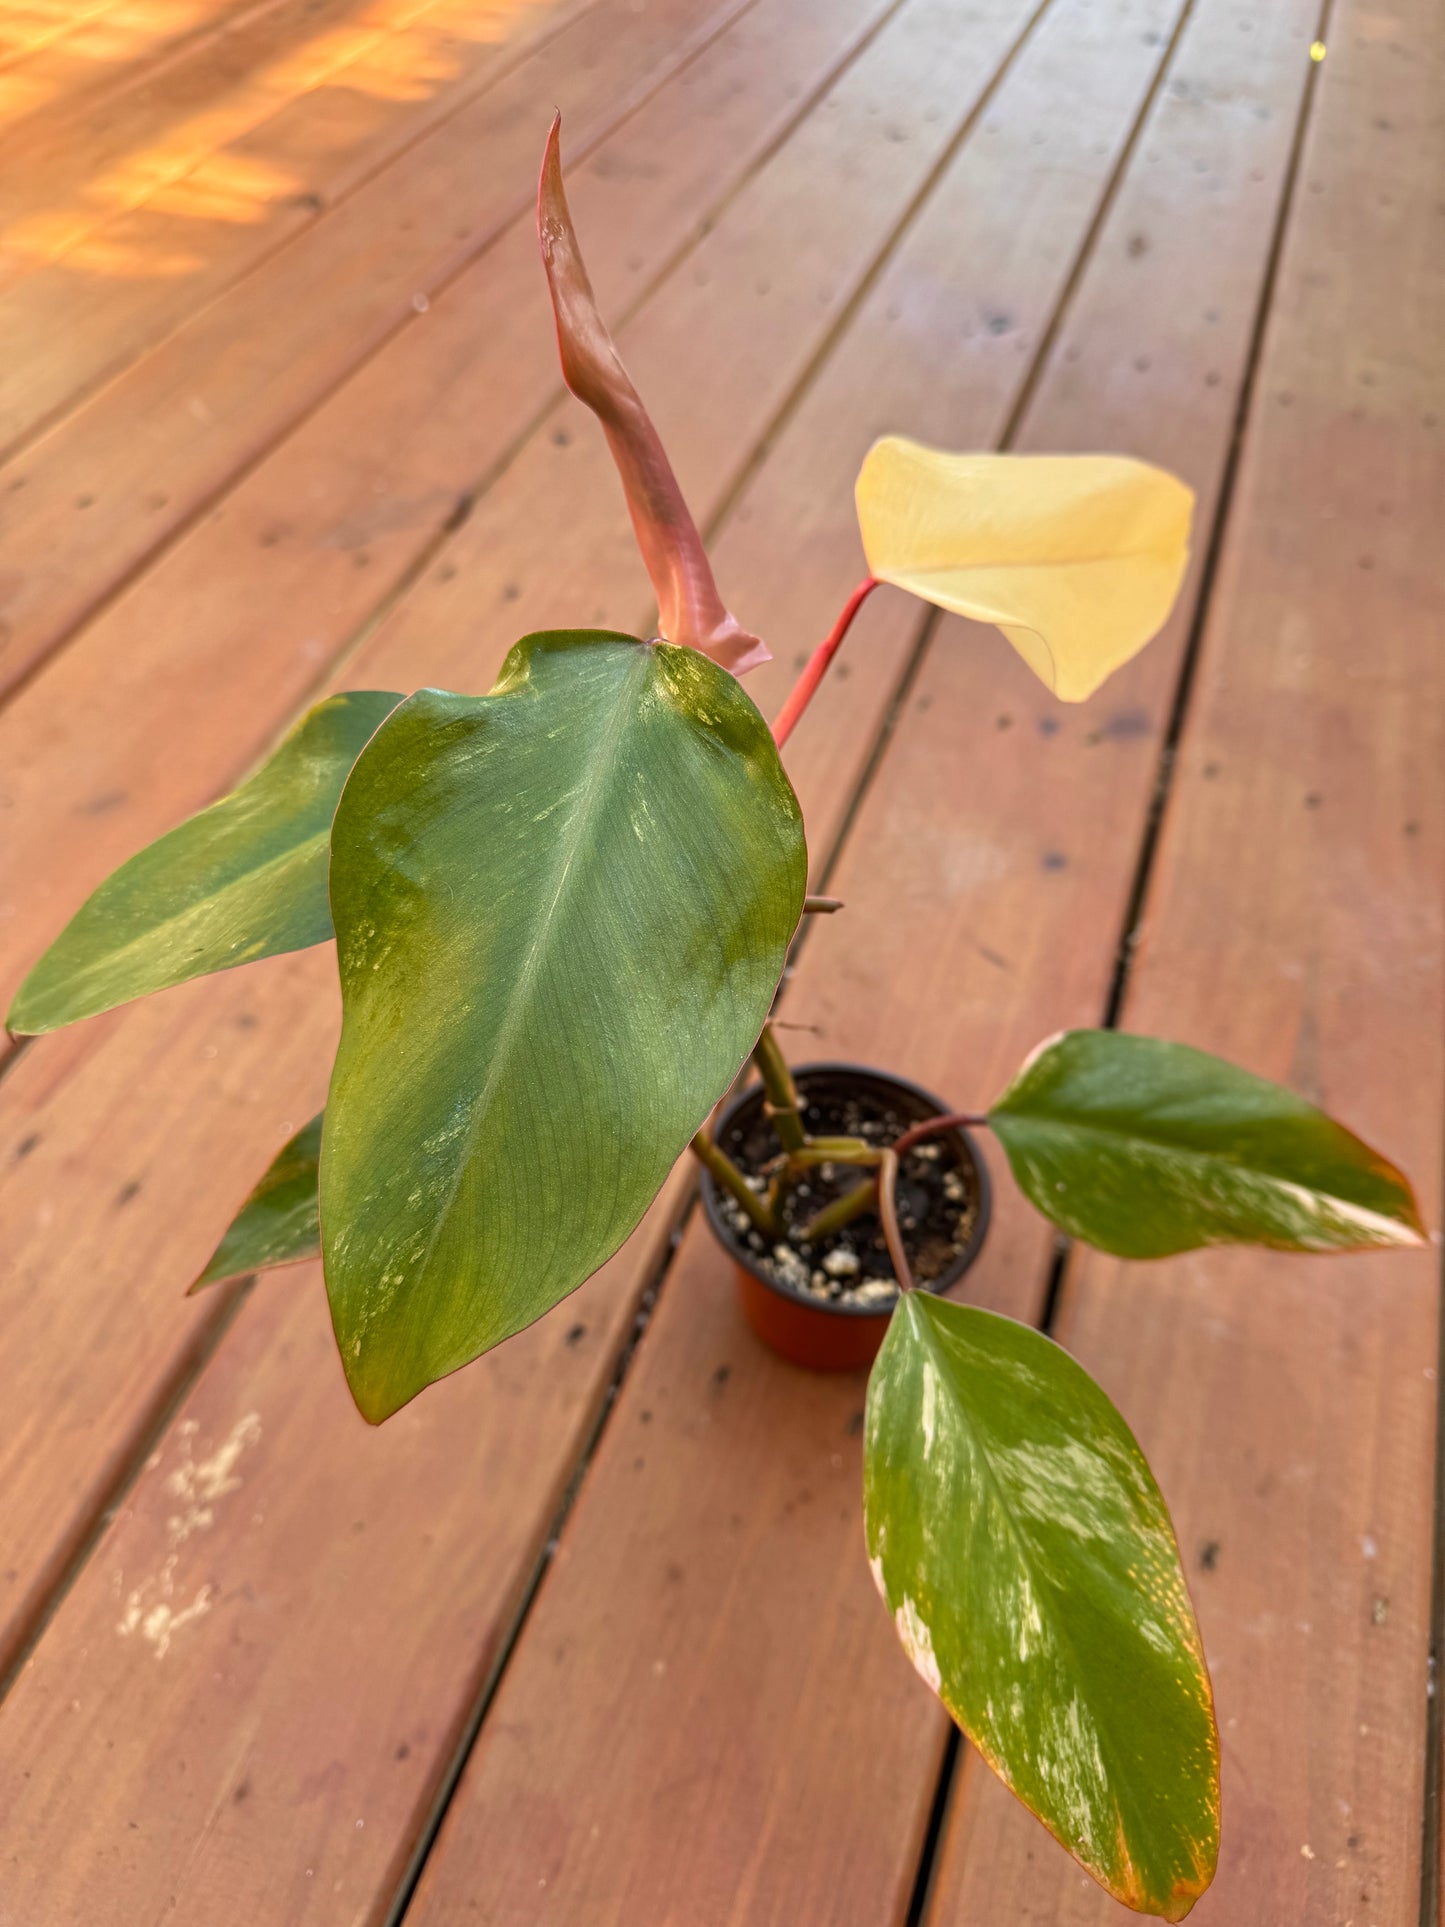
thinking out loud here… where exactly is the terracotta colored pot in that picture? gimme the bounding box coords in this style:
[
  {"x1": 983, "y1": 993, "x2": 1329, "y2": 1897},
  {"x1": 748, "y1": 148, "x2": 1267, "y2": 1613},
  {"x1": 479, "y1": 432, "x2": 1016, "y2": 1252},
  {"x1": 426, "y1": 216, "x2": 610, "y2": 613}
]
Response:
[{"x1": 698, "y1": 1062, "x2": 991, "y2": 1372}]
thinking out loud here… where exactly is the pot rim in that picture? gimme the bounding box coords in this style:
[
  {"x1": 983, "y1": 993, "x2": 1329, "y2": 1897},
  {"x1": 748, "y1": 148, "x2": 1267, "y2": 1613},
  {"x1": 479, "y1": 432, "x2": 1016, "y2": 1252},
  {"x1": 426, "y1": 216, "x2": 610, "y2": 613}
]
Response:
[{"x1": 698, "y1": 1059, "x2": 992, "y2": 1320}]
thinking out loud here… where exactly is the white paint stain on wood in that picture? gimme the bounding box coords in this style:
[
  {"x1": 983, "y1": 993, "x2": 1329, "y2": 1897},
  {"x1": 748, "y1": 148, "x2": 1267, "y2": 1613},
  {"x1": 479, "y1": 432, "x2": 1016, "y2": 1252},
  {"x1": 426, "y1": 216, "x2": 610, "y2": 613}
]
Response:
[{"x1": 115, "y1": 1412, "x2": 262, "y2": 1657}]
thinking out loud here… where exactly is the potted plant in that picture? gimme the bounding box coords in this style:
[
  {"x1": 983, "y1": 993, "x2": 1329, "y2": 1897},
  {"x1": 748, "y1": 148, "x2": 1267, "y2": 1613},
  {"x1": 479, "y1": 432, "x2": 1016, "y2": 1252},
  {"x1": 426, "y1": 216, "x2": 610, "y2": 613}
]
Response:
[{"x1": 9, "y1": 121, "x2": 1424, "y2": 1921}]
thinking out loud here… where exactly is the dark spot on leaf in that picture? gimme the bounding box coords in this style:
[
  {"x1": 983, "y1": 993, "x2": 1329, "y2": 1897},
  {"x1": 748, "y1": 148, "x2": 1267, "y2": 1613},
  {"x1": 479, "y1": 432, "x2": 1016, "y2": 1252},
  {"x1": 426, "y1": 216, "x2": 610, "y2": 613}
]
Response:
[
  {"x1": 640, "y1": 1409, "x2": 652, "y2": 1424},
  {"x1": 565, "y1": 1322, "x2": 586, "y2": 1347},
  {"x1": 292, "y1": 192, "x2": 324, "y2": 213},
  {"x1": 995, "y1": 713, "x2": 1012, "y2": 730},
  {"x1": 1202, "y1": 761, "x2": 1221, "y2": 780},
  {"x1": 665, "y1": 1560, "x2": 685, "y2": 1584},
  {"x1": 985, "y1": 313, "x2": 1013, "y2": 335},
  {"x1": 235, "y1": 1012, "x2": 258, "y2": 1029},
  {"x1": 76, "y1": 494, "x2": 95, "y2": 509},
  {"x1": 1304, "y1": 792, "x2": 1322, "y2": 810},
  {"x1": 1127, "y1": 231, "x2": 1149, "y2": 257},
  {"x1": 711, "y1": 1363, "x2": 731, "y2": 1390},
  {"x1": 1041, "y1": 851, "x2": 1068, "y2": 872},
  {"x1": 1198, "y1": 1540, "x2": 1220, "y2": 1572},
  {"x1": 502, "y1": 584, "x2": 521, "y2": 603},
  {"x1": 552, "y1": 428, "x2": 571, "y2": 448},
  {"x1": 14, "y1": 1132, "x2": 41, "y2": 1161},
  {"x1": 1404, "y1": 820, "x2": 1420, "y2": 836},
  {"x1": 81, "y1": 790, "x2": 128, "y2": 815},
  {"x1": 115, "y1": 1180, "x2": 142, "y2": 1207},
  {"x1": 1037, "y1": 715, "x2": 1060, "y2": 737},
  {"x1": 233, "y1": 1779, "x2": 251, "y2": 1804},
  {"x1": 395, "y1": 1742, "x2": 411, "y2": 1761},
  {"x1": 845, "y1": 1410, "x2": 864, "y2": 1437}
]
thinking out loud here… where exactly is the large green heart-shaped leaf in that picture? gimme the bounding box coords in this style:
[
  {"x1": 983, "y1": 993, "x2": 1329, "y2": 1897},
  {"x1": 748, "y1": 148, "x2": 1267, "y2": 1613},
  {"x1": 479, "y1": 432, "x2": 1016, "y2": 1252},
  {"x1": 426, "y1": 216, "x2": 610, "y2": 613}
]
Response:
[
  {"x1": 8, "y1": 691, "x2": 400, "y2": 1034},
  {"x1": 989, "y1": 1030, "x2": 1425, "y2": 1258},
  {"x1": 323, "y1": 630, "x2": 806, "y2": 1421},
  {"x1": 865, "y1": 1294, "x2": 1218, "y2": 1920},
  {"x1": 191, "y1": 1113, "x2": 323, "y2": 1293}
]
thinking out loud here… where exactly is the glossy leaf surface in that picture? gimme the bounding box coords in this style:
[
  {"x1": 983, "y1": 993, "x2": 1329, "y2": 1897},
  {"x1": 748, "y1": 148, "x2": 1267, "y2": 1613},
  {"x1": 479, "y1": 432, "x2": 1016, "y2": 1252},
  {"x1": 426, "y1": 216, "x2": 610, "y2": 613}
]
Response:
[
  {"x1": 538, "y1": 116, "x2": 769, "y2": 676},
  {"x1": 192, "y1": 1113, "x2": 322, "y2": 1291},
  {"x1": 324, "y1": 630, "x2": 806, "y2": 1421},
  {"x1": 854, "y1": 437, "x2": 1192, "y2": 701},
  {"x1": 9, "y1": 691, "x2": 400, "y2": 1033},
  {"x1": 989, "y1": 1030, "x2": 1425, "y2": 1258},
  {"x1": 865, "y1": 1294, "x2": 1218, "y2": 1919}
]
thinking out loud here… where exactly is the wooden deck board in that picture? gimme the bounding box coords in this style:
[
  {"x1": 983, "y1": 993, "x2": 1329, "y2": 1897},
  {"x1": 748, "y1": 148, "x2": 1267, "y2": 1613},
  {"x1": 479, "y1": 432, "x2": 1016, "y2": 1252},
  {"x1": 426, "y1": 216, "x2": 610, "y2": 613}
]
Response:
[
  {"x1": 0, "y1": 0, "x2": 595, "y2": 458},
  {"x1": 0, "y1": 0, "x2": 1438, "y2": 1915}
]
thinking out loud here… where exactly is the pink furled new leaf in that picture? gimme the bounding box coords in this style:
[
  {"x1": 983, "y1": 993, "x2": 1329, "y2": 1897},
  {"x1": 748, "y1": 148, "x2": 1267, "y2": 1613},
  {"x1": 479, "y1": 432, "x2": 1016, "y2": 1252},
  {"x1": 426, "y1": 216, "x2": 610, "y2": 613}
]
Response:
[{"x1": 537, "y1": 116, "x2": 769, "y2": 677}]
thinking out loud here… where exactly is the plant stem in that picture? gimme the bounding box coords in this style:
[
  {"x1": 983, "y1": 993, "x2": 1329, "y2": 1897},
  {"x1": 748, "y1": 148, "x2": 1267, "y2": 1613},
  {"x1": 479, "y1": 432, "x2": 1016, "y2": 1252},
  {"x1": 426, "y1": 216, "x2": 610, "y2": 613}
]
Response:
[
  {"x1": 690, "y1": 1127, "x2": 780, "y2": 1238},
  {"x1": 751, "y1": 1023, "x2": 805, "y2": 1154},
  {"x1": 768, "y1": 1138, "x2": 881, "y2": 1171},
  {"x1": 891, "y1": 1109, "x2": 989, "y2": 1155},
  {"x1": 878, "y1": 1148, "x2": 914, "y2": 1290},
  {"x1": 797, "y1": 1174, "x2": 880, "y2": 1243},
  {"x1": 772, "y1": 576, "x2": 879, "y2": 750}
]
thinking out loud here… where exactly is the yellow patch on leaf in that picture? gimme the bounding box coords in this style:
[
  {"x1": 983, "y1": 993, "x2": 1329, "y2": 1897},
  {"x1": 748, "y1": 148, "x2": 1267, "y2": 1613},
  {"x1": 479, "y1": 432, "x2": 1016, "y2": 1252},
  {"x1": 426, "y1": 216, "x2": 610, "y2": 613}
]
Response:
[{"x1": 854, "y1": 437, "x2": 1194, "y2": 702}]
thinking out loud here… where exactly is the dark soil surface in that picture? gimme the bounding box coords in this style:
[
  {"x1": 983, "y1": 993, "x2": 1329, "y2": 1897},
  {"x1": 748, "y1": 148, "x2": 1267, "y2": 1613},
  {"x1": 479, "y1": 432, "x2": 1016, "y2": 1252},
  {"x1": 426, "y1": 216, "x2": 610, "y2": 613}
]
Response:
[{"x1": 713, "y1": 1069, "x2": 982, "y2": 1309}]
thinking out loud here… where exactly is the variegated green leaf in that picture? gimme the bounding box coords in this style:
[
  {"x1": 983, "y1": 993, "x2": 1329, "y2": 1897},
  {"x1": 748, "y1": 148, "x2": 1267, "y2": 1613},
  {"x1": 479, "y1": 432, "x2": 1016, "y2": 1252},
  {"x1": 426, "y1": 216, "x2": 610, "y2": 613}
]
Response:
[
  {"x1": 989, "y1": 1030, "x2": 1425, "y2": 1257},
  {"x1": 8, "y1": 691, "x2": 400, "y2": 1033},
  {"x1": 192, "y1": 1113, "x2": 322, "y2": 1292},
  {"x1": 323, "y1": 630, "x2": 806, "y2": 1421},
  {"x1": 865, "y1": 1294, "x2": 1218, "y2": 1919}
]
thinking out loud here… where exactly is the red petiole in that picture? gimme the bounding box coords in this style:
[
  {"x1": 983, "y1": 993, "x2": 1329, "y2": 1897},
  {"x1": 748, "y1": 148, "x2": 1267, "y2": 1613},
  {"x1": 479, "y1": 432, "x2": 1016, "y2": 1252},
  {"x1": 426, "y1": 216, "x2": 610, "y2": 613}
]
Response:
[{"x1": 771, "y1": 576, "x2": 879, "y2": 750}]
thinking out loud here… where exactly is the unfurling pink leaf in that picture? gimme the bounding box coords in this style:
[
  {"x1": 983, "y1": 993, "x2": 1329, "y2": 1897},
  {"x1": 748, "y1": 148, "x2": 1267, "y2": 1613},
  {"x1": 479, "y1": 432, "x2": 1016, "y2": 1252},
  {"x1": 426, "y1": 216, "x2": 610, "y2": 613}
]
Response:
[{"x1": 537, "y1": 116, "x2": 769, "y2": 677}]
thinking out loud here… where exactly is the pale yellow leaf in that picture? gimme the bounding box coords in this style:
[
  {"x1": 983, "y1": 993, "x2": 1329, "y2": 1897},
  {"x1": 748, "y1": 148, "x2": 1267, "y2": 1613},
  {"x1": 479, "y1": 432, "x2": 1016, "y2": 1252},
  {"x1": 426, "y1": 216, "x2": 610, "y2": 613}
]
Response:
[{"x1": 855, "y1": 437, "x2": 1194, "y2": 701}]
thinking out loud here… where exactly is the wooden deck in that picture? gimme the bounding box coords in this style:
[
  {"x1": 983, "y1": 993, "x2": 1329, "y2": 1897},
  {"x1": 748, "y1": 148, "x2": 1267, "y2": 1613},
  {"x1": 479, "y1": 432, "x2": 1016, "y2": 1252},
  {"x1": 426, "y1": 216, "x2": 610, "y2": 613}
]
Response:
[{"x1": 0, "y1": 0, "x2": 1440, "y2": 1916}]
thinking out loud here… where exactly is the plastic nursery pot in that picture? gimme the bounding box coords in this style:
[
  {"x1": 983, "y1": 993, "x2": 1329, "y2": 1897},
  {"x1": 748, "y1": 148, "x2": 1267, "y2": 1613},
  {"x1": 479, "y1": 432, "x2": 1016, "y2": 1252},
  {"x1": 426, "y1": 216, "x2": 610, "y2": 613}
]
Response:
[{"x1": 698, "y1": 1062, "x2": 991, "y2": 1372}]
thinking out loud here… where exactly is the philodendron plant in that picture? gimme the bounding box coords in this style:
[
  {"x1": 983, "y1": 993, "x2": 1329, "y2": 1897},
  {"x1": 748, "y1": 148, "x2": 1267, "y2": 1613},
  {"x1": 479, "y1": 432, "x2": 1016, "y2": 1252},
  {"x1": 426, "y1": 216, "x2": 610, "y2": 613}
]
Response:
[{"x1": 11, "y1": 120, "x2": 1425, "y2": 1920}]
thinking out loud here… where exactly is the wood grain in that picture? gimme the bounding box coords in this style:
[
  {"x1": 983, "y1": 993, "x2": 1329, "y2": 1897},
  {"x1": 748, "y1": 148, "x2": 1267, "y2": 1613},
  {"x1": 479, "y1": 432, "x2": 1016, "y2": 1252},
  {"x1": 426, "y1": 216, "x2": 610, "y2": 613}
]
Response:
[
  {"x1": 0, "y1": 0, "x2": 305, "y2": 142},
  {"x1": 0, "y1": 0, "x2": 550, "y2": 274},
  {"x1": 927, "y1": 0, "x2": 1445, "y2": 1918},
  {"x1": 0, "y1": 0, "x2": 716, "y2": 470}
]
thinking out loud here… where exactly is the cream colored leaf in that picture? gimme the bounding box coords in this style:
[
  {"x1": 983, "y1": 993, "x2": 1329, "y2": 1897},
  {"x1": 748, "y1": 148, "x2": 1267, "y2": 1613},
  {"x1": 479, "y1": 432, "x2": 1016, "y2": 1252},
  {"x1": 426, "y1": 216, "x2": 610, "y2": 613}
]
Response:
[{"x1": 855, "y1": 437, "x2": 1194, "y2": 701}]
